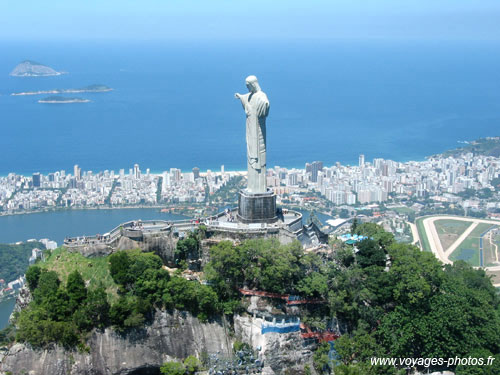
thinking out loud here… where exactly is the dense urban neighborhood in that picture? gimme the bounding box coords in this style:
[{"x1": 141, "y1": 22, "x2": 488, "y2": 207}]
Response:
[{"x1": 2, "y1": 140, "x2": 500, "y2": 227}]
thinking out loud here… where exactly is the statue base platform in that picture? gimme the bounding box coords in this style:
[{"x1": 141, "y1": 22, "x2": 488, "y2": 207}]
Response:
[{"x1": 237, "y1": 189, "x2": 278, "y2": 224}]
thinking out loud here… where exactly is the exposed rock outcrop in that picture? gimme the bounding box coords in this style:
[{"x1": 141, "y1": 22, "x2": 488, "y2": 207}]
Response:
[
  {"x1": 66, "y1": 232, "x2": 178, "y2": 263},
  {"x1": 0, "y1": 310, "x2": 232, "y2": 375},
  {"x1": 233, "y1": 296, "x2": 315, "y2": 375},
  {"x1": 9, "y1": 286, "x2": 32, "y2": 324},
  {"x1": 234, "y1": 314, "x2": 313, "y2": 375}
]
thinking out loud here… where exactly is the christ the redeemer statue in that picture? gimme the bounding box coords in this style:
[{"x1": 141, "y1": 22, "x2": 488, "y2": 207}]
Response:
[{"x1": 235, "y1": 75, "x2": 270, "y2": 194}]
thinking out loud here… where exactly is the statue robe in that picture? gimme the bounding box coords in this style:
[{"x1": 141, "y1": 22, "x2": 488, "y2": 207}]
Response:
[{"x1": 239, "y1": 90, "x2": 270, "y2": 193}]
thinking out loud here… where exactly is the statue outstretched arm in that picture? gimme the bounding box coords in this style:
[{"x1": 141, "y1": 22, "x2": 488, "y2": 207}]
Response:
[{"x1": 234, "y1": 92, "x2": 250, "y2": 109}]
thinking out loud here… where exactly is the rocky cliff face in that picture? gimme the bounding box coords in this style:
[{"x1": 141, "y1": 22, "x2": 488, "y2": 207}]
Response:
[
  {"x1": 69, "y1": 233, "x2": 178, "y2": 265},
  {"x1": 9, "y1": 286, "x2": 32, "y2": 324},
  {"x1": 0, "y1": 310, "x2": 232, "y2": 375},
  {"x1": 234, "y1": 314, "x2": 314, "y2": 375},
  {"x1": 232, "y1": 296, "x2": 315, "y2": 375}
]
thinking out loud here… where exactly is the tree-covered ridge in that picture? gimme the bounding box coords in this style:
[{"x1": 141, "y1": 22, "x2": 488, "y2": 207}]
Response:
[
  {"x1": 38, "y1": 247, "x2": 119, "y2": 302},
  {"x1": 0, "y1": 241, "x2": 45, "y2": 283},
  {"x1": 204, "y1": 224, "x2": 500, "y2": 374},
  {"x1": 18, "y1": 267, "x2": 109, "y2": 348},
  {"x1": 205, "y1": 239, "x2": 327, "y2": 298},
  {"x1": 328, "y1": 223, "x2": 500, "y2": 374},
  {"x1": 440, "y1": 137, "x2": 500, "y2": 158},
  {"x1": 6, "y1": 224, "x2": 500, "y2": 374},
  {"x1": 107, "y1": 249, "x2": 220, "y2": 329},
  {"x1": 13, "y1": 248, "x2": 222, "y2": 347}
]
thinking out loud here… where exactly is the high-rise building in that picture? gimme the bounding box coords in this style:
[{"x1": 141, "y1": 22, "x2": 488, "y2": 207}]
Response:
[
  {"x1": 359, "y1": 154, "x2": 365, "y2": 167},
  {"x1": 310, "y1": 161, "x2": 323, "y2": 182},
  {"x1": 288, "y1": 173, "x2": 298, "y2": 186},
  {"x1": 162, "y1": 171, "x2": 171, "y2": 187},
  {"x1": 373, "y1": 158, "x2": 384, "y2": 174},
  {"x1": 134, "y1": 164, "x2": 140, "y2": 179},
  {"x1": 192, "y1": 167, "x2": 200, "y2": 179},
  {"x1": 357, "y1": 189, "x2": 371, "y2": 204},
  {"x1": 382, "y1": 164, "x2": 389, "y2": 177},
  {"x1": 73, "y1": 165, "x2": 81, "y2": 180},
  {"x1": 346, "y1": 192, "x2": 356, "y2": 205},
  {"x1": 170, "y1": 168, "x2": 181, "y2": 182},
  {"x1": 32, "y1": 173, "x2": 41, "y2": 188}
]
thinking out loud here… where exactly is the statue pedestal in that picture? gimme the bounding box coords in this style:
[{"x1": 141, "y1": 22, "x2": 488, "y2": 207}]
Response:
[{"x1": 237, "y1": 189, "x2": 278, "y2": 224}]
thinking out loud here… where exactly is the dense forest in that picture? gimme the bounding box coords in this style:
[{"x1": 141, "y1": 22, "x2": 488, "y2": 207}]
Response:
[
  {"x1": 0, "y1": 241, "x2": 44, "y2": 283},
  {"x1": 4, "y1": 223, "x2": 500, "y2": 374}
]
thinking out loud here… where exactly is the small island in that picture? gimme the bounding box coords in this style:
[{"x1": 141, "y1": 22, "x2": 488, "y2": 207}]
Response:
[
  {"x1": 12, "y1": 84, "x2": 113, "y2": 96},
  {"x1": 10, "y1": 60, "x2": 62, "y2": 77},
  {"x1": 38, "y1": 96, "x2": 90, "y2": 104}
]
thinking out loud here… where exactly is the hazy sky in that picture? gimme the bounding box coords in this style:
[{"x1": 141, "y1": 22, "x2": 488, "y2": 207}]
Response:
[{"x1": 1, "y1": 0, "x2": 500, "y2": 41}]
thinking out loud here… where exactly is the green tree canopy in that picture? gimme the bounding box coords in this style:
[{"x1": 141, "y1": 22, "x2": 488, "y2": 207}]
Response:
[
  {"x1": 26, "y1": 264, "x2": 41, "y2": 292},
  {"x1": 160, "y1": 361, "x2": 186, "y2": 375},
  {"x1": 66, "y1": 270, "x2": 87, "y2": 311},
  {"x1": 33, "y1": 270, "x2": 60, "y2": 303}
]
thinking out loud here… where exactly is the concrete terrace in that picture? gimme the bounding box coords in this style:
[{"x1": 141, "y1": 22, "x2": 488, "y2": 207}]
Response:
[{"x1": 62, "y1": 208, "x2": 316, "y2": 248}]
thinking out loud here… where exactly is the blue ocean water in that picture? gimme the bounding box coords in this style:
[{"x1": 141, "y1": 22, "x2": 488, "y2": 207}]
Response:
[{"x1": 0, "y1": 39, "x2": 499, "y2": 175}]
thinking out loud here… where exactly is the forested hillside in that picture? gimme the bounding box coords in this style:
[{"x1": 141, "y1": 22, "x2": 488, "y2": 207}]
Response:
[
  {"x1": 0, "y1": 242, "x2": 44, "y2": 282},
  {"x1": 4, "y1": 224, "x2": 500, "y2": 374}
]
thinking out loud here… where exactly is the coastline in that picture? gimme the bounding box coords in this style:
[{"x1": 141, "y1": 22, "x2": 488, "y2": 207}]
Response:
[{"x1": 1, "y1": 136, "x2": 495, "y2": 178}]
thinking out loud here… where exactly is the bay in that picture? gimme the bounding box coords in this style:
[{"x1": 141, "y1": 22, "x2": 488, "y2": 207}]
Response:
[{"x1": 1, "y1": 39, "x2": 499, "y2": 176}]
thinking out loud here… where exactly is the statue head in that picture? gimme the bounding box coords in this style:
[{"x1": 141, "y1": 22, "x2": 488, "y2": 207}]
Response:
[{"x1": 245, "y1": 75, "x2": 261, "y2": 93}]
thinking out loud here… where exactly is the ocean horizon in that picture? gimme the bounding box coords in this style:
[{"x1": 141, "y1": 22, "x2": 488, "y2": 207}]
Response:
[{"x1": 1, "y1": 39, "x2": 500, "y2": 176}]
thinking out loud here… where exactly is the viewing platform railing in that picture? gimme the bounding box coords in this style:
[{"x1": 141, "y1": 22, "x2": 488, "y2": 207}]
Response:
[{"x1": 63, "y1": 208, "x2": 304, "y2": 247}]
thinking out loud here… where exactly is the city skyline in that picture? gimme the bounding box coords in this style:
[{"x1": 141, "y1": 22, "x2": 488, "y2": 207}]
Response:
[
  {"x1": 2, "y1": 147, "x2": 499, "y2": 216},
  {"x1": 0, "y1": 138, "x2": 486, "y2": 178}
]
